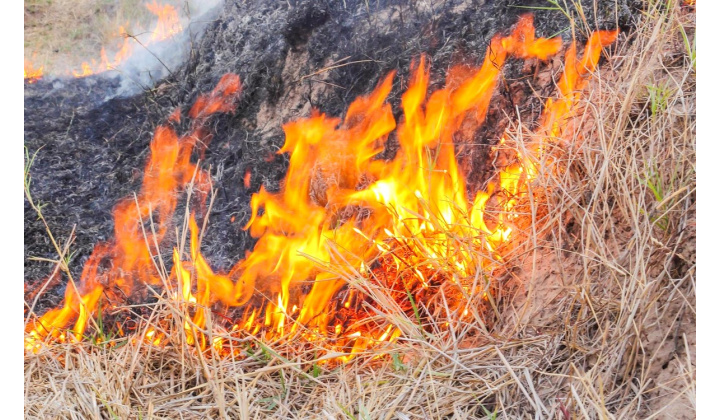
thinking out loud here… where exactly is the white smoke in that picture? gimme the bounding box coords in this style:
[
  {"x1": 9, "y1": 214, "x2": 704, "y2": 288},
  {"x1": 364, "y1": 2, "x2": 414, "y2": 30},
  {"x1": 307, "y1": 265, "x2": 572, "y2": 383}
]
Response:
[
  {"x1": 62, "y1": 0, "x2": 223, "y2": 98},
  {"x1": 110, "y1": 0, "x2": 224, "y2": 97}
]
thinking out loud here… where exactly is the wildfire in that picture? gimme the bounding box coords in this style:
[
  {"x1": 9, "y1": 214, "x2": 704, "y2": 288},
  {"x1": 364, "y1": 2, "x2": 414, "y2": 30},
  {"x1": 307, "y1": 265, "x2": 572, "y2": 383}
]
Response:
[
  {"x1": 25, "y1": 16, "x2": 617, "y2": 360},
  {"x1": 24, "y1": 58, "x2": 43, "y2": 83},
  {"x1": 71, "y1": 26, "x2": 134, "y2": 78},
  {"x1": 25, "y1": 73, "x2": 242, "y2": 352},
  {"x1": 69, "y1": 3, "x2": 181, "y2": 78},
  {"x1": 146, "y1": 1, "x2": 183, "y2": 42}
]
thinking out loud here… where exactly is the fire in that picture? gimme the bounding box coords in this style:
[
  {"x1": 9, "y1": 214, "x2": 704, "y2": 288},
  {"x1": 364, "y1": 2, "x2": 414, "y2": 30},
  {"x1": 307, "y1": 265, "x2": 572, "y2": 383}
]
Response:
[
  {"x1": 25, "y1": 74, "x2": 242, "y2": 352},
  {"x1": 24, "y1": 58, "x2": 43, "y2": 83},
  {"x1": 146, "y1": 1, "x2": 183, "y2": 42},
  {"x1": 25, "y1": 16, "x2": 617, "y2": 360},
  {"x1": 72, "y1": 27, "x2": 134, "y2": 78},
  {"x1": 70, "y1": 3, "x2": 181, "y2": 78}
]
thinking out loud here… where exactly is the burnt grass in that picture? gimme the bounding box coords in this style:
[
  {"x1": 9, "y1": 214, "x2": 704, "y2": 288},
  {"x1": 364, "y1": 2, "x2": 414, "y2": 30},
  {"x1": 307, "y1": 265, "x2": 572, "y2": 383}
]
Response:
[{"x1": 24, "y1": 0, "x2": 640, "y2": 315}]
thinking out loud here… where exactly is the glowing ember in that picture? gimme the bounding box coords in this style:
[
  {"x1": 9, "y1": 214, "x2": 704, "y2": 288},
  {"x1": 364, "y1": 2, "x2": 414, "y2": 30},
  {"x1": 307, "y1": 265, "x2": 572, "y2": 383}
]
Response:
[
  {"x1": 25, "y1": 16, "x2": 617, "y2": 360},
  {"x1": 24, "y1": 58, "x2": 43, "y2": 83}
]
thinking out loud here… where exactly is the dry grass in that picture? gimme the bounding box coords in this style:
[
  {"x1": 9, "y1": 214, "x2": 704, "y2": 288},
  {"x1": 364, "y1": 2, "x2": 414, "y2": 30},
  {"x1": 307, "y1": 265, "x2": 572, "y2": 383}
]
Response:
[
  {"x1": 24, "y1": 0, "x2": 185, "y2": 73},
  {"x1": 24, "y1": 1, "x2": 695, "y2": 419}
]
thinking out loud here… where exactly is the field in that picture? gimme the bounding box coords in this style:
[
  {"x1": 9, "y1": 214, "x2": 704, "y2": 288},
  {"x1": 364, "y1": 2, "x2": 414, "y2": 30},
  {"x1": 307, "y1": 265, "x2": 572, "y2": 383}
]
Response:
[{"x1": 24, "y1": 1, "x2": 696, "y2": 418}]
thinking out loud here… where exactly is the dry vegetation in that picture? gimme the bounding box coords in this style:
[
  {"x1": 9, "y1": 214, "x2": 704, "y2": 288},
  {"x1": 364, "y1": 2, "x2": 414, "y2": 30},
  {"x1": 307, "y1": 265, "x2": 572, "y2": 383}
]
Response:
[
  {"x1": 24, "y1": 1, "x2": 695, "y2": 419},
  {"x1": 24, "y1": 0, "x2": 185, "y2": 73}
]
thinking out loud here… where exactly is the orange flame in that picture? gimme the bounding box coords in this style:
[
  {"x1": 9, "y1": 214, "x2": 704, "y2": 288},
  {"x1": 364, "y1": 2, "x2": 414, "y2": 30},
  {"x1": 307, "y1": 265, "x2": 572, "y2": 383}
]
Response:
[
  {"x1": 26, "y1": 16, "x2": 617, "y2": 359},
  {"x1": 146, "y1": 1, "x2": 183, "y2": 42},
  {"x1": 72, "y1": 27, "x2": 134, "y2": 78},
  {"x1": 70, "y1": 3, "x2": 181, "y2": 78},
  {"x1": 24, "y1": 58, "x2": 43, "y2": 83},
  {"x1": 26, "y1": 74, "x2": 242, "y2": 351}
]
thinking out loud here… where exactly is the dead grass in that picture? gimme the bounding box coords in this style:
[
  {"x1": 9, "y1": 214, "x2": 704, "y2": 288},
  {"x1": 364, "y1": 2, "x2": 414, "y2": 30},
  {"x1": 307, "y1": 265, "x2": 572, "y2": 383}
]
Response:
[
  {"x1": 24, "y1": 1, "x2": 695, "y2": 419},
  {"x1": 24, "y1": 0, "x2": 186, "y2": 74}
]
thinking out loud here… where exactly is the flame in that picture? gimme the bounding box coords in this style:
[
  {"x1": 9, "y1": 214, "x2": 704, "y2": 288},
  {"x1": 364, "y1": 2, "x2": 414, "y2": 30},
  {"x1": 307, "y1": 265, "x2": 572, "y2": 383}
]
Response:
[
  {"x1": 146, "y1": 1, "x2": 183, "y2": 42},
  {"x1": 71, "y1": 27, "x2": 134, "y2": 78},
  {"x1": 25, "y1": 16, "x2": 617, "y2": 360},
  {"x1": 26, "y1": 74, "x2": 242, "y2": 351},
  {"x1": 24, "y1": 58, "x2": 43, "y2": 83},
  {"x1": 70, "y1": 3, "x2": 181, "y2": 78}
]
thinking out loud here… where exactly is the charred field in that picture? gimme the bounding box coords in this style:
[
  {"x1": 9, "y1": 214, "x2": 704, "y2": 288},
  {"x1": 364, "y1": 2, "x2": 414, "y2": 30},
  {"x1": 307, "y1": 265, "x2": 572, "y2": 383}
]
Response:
[{"x1": 24, "y1": 0, "x2": 695, "y2": 419}]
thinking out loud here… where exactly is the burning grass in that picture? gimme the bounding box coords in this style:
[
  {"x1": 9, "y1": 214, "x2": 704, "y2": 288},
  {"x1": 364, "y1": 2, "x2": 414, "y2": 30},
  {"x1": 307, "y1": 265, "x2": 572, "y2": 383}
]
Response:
[
  {"x1": 24, "y1": 0, "x2": 190, "y2": 80},
  {"x1": 25, "y1": 0, "x2": 163, "y2": 73},
  {"x1": 24, "y1": 1, "x2": 695, "y2": 418}
]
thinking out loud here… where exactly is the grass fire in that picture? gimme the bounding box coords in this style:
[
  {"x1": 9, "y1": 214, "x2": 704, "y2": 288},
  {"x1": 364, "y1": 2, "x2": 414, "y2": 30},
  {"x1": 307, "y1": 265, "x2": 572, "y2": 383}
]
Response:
[{"x1": 24, "y1": 0, "x2": 695, "y2": 418}]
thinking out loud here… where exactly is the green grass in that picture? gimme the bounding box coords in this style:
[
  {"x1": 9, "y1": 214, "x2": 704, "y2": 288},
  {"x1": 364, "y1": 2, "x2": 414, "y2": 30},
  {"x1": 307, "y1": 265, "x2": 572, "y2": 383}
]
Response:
[{"x1": 646, "y1": 82, "x2": 674, "y2": 117}]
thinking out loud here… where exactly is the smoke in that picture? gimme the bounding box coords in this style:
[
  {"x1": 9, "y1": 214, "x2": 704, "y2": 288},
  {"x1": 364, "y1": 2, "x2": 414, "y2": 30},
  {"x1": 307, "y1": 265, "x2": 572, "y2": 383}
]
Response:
[
  {"x1": 36, "y1": 0, "x2": 225, "y2": 100},
  {"x1": 186, "y1": 0, "x2": 225, "y2": 16},
  {"x1": 112, "y1": 0, "x2": 225, "y2": 97}
]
